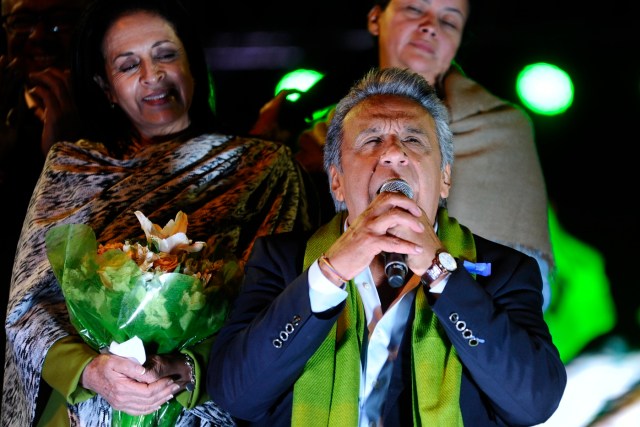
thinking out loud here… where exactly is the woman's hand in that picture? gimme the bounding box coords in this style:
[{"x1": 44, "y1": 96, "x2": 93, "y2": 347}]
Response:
[
  {"x1": 81, "y1": 353, "x2": 181, "y2": 416},
  {"x1": 143, "y1": 353, "x2": 194, "y2": 392}
]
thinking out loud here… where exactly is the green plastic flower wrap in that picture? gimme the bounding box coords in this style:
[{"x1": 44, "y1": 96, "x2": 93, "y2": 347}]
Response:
[{"x1": 44, "y1": 211, "x2": 241, "y2": 427}]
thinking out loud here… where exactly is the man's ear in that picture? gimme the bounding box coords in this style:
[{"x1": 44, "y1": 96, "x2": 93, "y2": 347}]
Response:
[
  {"x1": 440, "y1": 164, "x2": 452, "y2": 199},
  {"x1": 329, "y1": 165, "x2": 345, "y2": 203},
  {"x1": 367, "y1": 6, "x2": 382, "y2": 36},
  {"x1": 93, "y1": 74, "x2": 115, "y2": 104}
]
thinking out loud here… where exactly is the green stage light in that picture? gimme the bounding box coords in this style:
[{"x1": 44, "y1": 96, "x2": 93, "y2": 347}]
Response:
[
  {"x1": 275, "y1": 69, "x2": 324, "y2": 102},
  {"x1": 544, "y1": 206, "x2": 616, "y2": 363},
  {"x1": 516, "y1": 63, "x2": 574, "y2": 116}
]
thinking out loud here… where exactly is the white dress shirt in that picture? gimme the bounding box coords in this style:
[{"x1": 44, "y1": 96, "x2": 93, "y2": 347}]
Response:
[{"x1": 308, "y1": 248, "x2": 449, "y2": 426}]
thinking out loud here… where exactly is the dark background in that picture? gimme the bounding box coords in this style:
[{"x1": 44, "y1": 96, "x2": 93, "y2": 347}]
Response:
[{"x1": 184, "y1": 0, "x2": 640, "y2": 346}]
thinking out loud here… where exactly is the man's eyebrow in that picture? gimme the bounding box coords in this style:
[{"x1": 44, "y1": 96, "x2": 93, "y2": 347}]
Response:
[{"x1": 404, "y1": 126, "x2": 428, "y2": 135}]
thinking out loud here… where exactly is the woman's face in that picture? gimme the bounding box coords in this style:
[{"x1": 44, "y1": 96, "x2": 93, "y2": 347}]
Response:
[
  {"x1": 99, "y1": 11, "x2": 194, "y2": 139},
  {"x1": 368, "y1": 0, "x2": 468, "y2": 85}
]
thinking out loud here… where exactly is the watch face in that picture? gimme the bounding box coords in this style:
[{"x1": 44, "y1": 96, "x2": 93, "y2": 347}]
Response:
[{"x1": 438, "y1": 252, "x2": 457, "y2": 272}]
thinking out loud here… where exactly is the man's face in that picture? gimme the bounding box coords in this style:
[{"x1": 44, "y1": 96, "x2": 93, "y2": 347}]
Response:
[
  {"x1": 368, "y1": 0, "x2": 468, "y2": 85},
  {"x1": 330, "y1": 94, "x2": 451, "y2": 225},
  {"x1": 2, "y1": 0, "x2": 83, "y2": 75}
]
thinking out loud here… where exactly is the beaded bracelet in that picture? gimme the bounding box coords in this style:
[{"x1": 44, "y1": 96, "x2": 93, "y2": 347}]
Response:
[
  {"x1": 183, "y1": 353, "x2": 196, "y2": 392},
  {"x1": 319, "y1": 253, "x2": 348, "y2": 284}
]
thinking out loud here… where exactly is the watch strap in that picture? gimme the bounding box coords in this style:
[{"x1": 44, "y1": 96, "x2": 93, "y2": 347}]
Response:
[{"x1": 421, "y1": 250, "x2": 453, "y2": 286}]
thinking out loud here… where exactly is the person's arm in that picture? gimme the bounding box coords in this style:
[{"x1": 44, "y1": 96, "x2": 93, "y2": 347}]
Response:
[
  {"x1": 431, "y1": 239, "x2": 566, "y2": 425},
  {"x1": 42, "y1": 335, "x2": 98, "y2": 404},
  {"x1": 295, "y1": 107, "x2": 335, "y2": 174},
  {"x1": 207, "y1": 235, "x2": 342, "y2": 421},
  {"x1": 27, "y1": 67, "x2": 80, "y2": 154}
]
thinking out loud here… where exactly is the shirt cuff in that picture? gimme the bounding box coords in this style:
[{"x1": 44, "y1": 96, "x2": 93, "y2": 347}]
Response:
[
  {"x1": 429, "y1": 274, "x2": 450, "y2": 294},
  {"x1": 308, "y1": 260, "x2": 348, "y2": 312}
]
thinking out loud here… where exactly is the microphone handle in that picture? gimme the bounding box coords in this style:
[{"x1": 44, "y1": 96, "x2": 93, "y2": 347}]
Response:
[
  {"x1": 379, "y1": 178, "x2": 413, "y2": 288},
  {"x1": 384, "y1": 252, "x2": 408, "y2": 288}
]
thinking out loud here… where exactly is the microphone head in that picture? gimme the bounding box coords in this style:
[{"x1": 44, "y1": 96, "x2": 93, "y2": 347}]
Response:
[{"x1": 378, "y1": 178, "x2": 413, "y2": 199}]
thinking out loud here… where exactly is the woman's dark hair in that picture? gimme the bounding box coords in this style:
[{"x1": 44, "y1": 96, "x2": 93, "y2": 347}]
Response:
[{"x1": 71, "y1": 0, "x2": 216, "y2": 145}]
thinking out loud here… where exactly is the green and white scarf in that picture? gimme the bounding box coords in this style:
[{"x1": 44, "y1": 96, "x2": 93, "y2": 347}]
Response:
[{"x1": 293, "y1": 208, "x2": 475, "y2": 426}]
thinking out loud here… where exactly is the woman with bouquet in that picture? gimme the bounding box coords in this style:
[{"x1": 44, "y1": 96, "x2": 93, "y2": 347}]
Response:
[{"x1": 2, "y1": 0, "x2": 313, "y2": 425}]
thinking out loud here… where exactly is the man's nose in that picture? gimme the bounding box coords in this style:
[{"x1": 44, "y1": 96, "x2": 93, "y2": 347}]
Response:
[{"x1": 379, "y1": 140, "x2": 409, "y2": 165}]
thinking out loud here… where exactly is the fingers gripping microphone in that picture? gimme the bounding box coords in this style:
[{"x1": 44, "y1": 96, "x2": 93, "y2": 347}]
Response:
[{"x1": 378, "y1": 179, "x2": 414, "y2": 288}]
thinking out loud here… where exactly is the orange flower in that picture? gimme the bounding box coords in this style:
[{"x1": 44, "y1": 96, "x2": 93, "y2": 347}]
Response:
[
  {"x1": 98, "y1": 242, "x2": 124, "y2": 255},
  {"x1": 153, "y1": 253, "x2": 180, "y2": 272}
]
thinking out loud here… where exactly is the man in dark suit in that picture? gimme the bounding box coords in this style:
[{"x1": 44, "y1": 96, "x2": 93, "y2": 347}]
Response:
[{"x1": 207, "y1": 67, "x2": 566, "y2": 426}]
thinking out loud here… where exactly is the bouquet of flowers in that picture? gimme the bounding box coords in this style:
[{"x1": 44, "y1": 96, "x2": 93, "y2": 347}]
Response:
[{"x1": 45, "y1": 211, "x2": 242, "y2": 427}]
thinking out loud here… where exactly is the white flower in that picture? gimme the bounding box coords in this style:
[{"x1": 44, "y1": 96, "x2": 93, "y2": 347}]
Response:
[{"x1": 134, "y1": 211, "x2": 205, "y2": 254}]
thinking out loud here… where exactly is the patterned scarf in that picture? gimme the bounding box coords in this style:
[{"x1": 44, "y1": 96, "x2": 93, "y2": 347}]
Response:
[
  {"x1": 3, "y1": 134, "x2": 310, "y2": 426},
  {"x1": 293, "y1": 208, "x2": 475, "y2": 426}
]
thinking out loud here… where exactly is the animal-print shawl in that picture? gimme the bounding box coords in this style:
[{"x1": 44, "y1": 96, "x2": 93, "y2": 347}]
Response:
[{"x1": 2, "y1": 133, "x2": 311, "y2": 426}]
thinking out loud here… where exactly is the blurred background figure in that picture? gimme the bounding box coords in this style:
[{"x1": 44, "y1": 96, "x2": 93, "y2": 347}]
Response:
[{"x1": 0, "y1": 0, "x2": 88, "y2": 390}]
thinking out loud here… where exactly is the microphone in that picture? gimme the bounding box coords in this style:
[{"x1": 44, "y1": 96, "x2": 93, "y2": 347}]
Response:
[{"x1": 378, "y1": 178, "x2": 414, "y2": 288}]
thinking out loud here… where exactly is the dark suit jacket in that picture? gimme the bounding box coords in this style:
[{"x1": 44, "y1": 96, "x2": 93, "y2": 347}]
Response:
[{"x1": 207, "y1": 231, "x2": 566, "y2": 426}]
